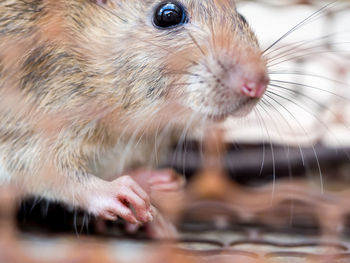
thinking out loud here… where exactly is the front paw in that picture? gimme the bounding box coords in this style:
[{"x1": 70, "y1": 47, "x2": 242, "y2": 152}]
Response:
[
  {"x1": 130, "y1": 169, "x2": 185, "y2": 193},
  {"x1": 129, "y1": 169, "x2": 185, "y2": 214},
  {"x1": 86, "y1": 175, "x2": 154, "y2": 224},
  {"x1": 148, "y1": 169, "x2": 185, "y2": 192},
  {"x1": 146, "y1": 206, "x2": 178, "y2": 239},
  {"x1": 125, "y1": 206, "x2": 178, "y2": 239}
]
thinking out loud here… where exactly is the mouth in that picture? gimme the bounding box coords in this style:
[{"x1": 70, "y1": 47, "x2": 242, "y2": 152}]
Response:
[{"x1": 206, "y1": 98, "x2": 259, "y2": 122}]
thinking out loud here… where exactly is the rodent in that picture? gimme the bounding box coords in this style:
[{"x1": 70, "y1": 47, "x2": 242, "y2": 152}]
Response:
[{"x1": 0, "y1": 0, "x2": 268, "y2": 235}]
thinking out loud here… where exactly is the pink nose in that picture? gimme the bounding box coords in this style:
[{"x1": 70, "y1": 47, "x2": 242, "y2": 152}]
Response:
[{"x1": 241, "y1": 80, "x2": 268, "y2": 98}]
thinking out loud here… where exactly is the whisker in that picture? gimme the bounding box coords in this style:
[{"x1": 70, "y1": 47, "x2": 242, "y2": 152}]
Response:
[
  {"x1": 260, "y1": 96, "x2": 306, "y2": 166},
  {"x1": 89, "y1": 0, "x2": 127, "y2": 22},
  {"x1": 268, "y1": 85, "x2": 350, "y2": 153},
  {"x1": 266, "y1": 88, "x2": 350, "y2": 160},
  {"x1": 152, "y1": 118, "x2": 162, "y2": 167},
  {"x1": 267, "y1": 41, "x2": 350, "y2": 64},
  {"x1": 252, "y1": 108, "x2": 268, "y2": 176},
  {"x1": 262, "y1": 1, "x2": 337, "y2": 54},
  {"x1": 91, "y1": 0, "x2": 204, "y2": 70},
  {"x1": 255, "y1": 104, "x2": 276, "y2": 202},
  {"x1": 269, "y1": 71, "x2": 350, "y2": 87},
  {"x1": 164, "y1": 70, "x2": 201, "y2": 78},
  {"x1": 171, "y1": 110, "x2": 198, "y2": 174},
  {"x1": 269, "y1": 79, "x2": 350, "y2": 102},
  {"x1": 187, "y1": 31, "x2": 206, "y2": 57},
  {"x1": 268, "y1": 84, "x2": 349, "y2": 122},
  {"x1": 263, "y1": 93, "x2": 324, "y2": 192},
  {"x1": 264, "y1": 31, "x2": 350, "y2": 58},
  {"x1": 268, "y1": 49, "x2": 350, "y2": 67},
  {"x1": 170, "y1": 82, "x2": 204, "y2": 88}
]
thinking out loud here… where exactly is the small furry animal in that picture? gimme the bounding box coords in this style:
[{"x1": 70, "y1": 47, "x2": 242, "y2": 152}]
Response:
[{"x1": 0, "y1": 0, "x2": 268, "y2": 233}]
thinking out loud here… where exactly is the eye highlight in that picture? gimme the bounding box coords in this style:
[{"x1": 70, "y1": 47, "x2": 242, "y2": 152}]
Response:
[{"x1": 153, "y1": 1, "x2": 188, "y2": 29}]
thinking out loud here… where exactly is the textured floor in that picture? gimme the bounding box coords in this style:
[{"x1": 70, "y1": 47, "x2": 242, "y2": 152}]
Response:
[{"x1": 10, "y1": 225, "x2": 350, "y2": 263}]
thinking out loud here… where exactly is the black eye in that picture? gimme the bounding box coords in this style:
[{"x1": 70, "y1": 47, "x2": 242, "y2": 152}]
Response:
[
  {"x1": 153, "y1": 1, "x2": 187, "y2": 29},
  {"x1": 238, "y1": 13, "x2": 248, "y2": 24}
]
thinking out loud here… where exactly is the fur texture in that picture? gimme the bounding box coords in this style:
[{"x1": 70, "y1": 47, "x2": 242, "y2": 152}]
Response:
[{"x1": 0, "y1": 0, "x2": 267, "y2": 221}]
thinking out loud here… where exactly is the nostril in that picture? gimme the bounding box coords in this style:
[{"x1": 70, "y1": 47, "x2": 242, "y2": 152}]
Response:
[
  {"x1": 242, "y1": 82, "x2": 256, "y2": 96},
  {"x1": 241, "y1": 80, "x2": 267, "y2": 98}
]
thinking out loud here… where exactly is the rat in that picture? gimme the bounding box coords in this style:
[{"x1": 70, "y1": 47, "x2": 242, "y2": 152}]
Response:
[{"x1": 0, "y1": 0, "x2": 268, "y2": 236}]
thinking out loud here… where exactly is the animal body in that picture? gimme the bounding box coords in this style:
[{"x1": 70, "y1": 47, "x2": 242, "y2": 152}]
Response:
[{"x1": 0, "y1": 0, "x2": 268, "y2": 234}]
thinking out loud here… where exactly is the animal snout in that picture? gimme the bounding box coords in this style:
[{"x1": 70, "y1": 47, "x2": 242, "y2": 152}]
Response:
[{"x1": 240, "y1": 76, "x2": 269, "y2": 99}]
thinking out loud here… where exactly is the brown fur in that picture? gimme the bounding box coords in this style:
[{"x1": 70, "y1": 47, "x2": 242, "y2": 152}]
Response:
[{"x1": 0, "y1": 0, "x2": 267, "y2": 217}]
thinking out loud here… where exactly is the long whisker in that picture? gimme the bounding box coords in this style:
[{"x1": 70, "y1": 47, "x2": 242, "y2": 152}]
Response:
[
  {"x1": 255, "y1": 105, "x2": 276, "y2": 202},
  {"x1": 252, "y1": 108, "x2": 267, "y2": 176},
  {"x1": 260, "y1": 95, "x2": 306, "y2": 166},
  {"x1": 268, "y1": 85, "x2": 350, "y2": 150},
  {"x1": 266, "y1": 87, "x2": 349, "y2": 159},
  {"x1": 264, "y1": 31, "x2": 350, "y2": 58},
  {"x1": 269, "y1": 79, "x2": 350, "y2": 102},
  {"x1": 267, "y1": 42, "x2": 350, "y2": 65},
  {"x1": 263, "y1": 93, "x2": 324, "y2": 192},
  {"x1": 269, "y1": 71, "x2": 350, "y2": 87},
  {"x1": 268, "y1": 84, "x2": 349, "y2": 123},
  {"x1": 263, "y1": 1, "x2": 337, "y2": 54},
  {"x1": 268, "y1": 49, "x2": 350, "y2": 68}
]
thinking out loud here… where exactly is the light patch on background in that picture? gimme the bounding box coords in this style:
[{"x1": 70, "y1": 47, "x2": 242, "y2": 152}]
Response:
[{"x1": 221, "y1": 1, "x2": 350, "y2": 146}]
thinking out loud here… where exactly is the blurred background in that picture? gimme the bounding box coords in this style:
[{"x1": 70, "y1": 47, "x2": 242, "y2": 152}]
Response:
[{"x1": 230, "y1": 0, "x2": 350, "y2": 147}]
